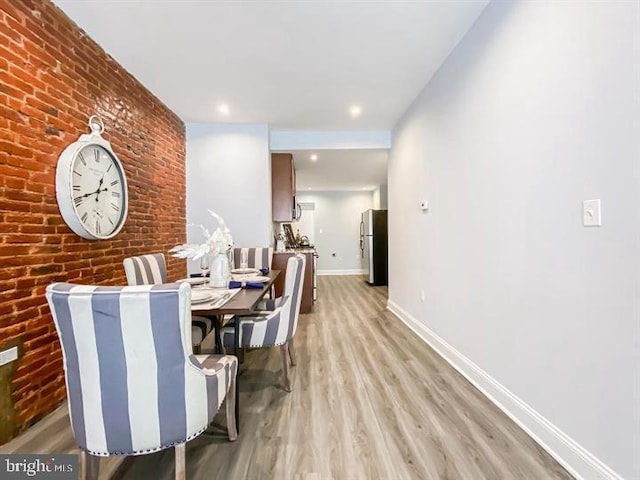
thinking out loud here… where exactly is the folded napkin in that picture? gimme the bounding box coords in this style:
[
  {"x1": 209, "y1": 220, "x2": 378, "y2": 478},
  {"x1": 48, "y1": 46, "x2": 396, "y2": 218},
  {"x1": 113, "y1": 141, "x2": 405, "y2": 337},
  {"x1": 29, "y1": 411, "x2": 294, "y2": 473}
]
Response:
[
  {"x1": 259, "y1": 268, "x2": 270, "y2": 275},
  {"x1": 228, "y1": 281, "x2": 264, "y2": 289}
]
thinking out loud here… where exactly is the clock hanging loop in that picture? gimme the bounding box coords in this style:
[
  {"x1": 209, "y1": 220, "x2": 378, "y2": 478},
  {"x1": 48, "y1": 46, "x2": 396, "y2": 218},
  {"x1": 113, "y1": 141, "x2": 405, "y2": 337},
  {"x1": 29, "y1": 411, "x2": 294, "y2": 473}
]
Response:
[{"x1": 88, "y1": 115, "x2": 105, "y2": 135}]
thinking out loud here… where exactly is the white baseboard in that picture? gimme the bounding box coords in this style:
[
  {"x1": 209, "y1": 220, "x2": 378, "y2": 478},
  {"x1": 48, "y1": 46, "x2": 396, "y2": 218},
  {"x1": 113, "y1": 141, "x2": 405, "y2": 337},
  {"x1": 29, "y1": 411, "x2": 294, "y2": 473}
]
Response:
[
  {"x1": 317, "y1": 269, "x2": 364, "y2": 276},
  {"x1": 386, "y1": 300, "x2": 622, "y2": 480}
]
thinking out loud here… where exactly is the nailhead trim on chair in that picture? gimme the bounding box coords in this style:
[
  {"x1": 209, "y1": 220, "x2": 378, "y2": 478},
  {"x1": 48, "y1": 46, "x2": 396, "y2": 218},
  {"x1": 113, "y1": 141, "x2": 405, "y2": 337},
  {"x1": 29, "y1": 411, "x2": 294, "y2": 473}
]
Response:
[{"x1": 46, "y1": 283, "x2": 237, "y2": 457}]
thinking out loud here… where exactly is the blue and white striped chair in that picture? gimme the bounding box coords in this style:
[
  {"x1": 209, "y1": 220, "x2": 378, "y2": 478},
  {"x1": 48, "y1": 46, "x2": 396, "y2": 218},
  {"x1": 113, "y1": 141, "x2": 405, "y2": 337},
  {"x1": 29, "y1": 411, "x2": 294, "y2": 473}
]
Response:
[
  {"x1": 46, "y1": 282, "x2": 238, "y2": 480},
  {"x1": 232, "y1": 247, "x2": 273, "y2": 270},
  {"x1": 222, "y1": 254, "x2": 305, "y2": 392},
  {"x1": 123, "y1": 253, "x2": 213, "y2": 353},
  {"x1": 233, "y1": 247, "x2": 275, "y2": 300}
]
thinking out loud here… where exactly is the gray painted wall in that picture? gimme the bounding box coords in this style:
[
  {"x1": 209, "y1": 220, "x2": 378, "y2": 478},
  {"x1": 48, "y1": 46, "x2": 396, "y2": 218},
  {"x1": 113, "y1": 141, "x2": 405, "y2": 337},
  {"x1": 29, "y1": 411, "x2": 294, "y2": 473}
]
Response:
[
  {"x1": 389, "y1": 1, "x2": 639, "y2": 478},
  {"x1": 296, "y1": 191, "x2": 373, "y2": 273},
  {"x1": 186, "y1": 123, "x2": 271, "y2": 274},
  {"x1": 373, "y1": 184, "x2": 388, "y2": 209}
]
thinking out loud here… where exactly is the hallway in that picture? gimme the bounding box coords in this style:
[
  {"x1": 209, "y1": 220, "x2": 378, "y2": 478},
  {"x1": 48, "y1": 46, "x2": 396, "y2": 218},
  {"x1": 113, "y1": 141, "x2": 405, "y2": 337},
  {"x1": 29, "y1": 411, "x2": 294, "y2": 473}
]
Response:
[{"x1": 2, "y1": 276, "x2": 572, "y2": 479}]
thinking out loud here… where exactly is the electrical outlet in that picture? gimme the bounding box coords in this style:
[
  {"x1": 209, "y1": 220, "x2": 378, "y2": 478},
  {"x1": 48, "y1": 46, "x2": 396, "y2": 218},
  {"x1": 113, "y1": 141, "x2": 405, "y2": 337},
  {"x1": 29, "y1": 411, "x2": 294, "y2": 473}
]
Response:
[{"x1": 0, "y1": 346, "x2": 18, "y2": 366}]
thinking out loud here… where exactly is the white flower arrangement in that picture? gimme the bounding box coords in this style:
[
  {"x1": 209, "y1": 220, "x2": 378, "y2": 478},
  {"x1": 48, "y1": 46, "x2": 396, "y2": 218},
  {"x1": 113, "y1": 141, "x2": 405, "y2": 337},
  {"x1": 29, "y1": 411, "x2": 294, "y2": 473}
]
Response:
[{"x1": 169, "y1": 210, "x2": 233, "y2": 260}]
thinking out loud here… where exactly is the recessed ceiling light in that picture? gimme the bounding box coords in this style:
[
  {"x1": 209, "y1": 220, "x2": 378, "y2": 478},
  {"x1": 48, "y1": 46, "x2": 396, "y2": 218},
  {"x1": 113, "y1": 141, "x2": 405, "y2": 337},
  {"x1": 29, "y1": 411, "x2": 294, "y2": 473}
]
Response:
[
  {"x1": 310, "y1": 154, "x2": 318, "y2": 161},
  {"x1": 218, "y1": 104, "x2": 230, "y2": 115},
  {"x1": 307, "y1": 187, "x2": 312, "y2": 190},
  {"x1": 349, "y1": 105, "x2": 362, "y2": 118}
]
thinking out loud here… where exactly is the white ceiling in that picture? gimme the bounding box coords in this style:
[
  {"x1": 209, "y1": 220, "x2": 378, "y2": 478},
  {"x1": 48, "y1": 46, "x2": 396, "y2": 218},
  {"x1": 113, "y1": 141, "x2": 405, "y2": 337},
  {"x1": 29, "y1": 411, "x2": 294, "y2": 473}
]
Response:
[
  {"x1": 52, "y1": 0, "x2": 488, "y2": 191},
  {"x1": 287, "y1": 149, "x2": 388, "y2": 191}
]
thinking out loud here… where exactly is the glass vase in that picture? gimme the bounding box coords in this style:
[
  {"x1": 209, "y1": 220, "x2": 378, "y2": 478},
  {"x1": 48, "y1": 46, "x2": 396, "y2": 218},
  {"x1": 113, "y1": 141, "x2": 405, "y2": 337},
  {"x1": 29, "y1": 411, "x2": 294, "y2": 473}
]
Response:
[{"x1": 209, "y1": 251, "x2": 231, "y2": 288}]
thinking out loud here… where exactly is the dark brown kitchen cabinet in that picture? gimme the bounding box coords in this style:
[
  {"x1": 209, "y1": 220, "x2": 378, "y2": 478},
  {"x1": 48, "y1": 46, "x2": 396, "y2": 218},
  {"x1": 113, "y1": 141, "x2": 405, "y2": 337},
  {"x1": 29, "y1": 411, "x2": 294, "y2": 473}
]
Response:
[{"x1": 271, "y1": 153, "x2": 296, "y2": 222}]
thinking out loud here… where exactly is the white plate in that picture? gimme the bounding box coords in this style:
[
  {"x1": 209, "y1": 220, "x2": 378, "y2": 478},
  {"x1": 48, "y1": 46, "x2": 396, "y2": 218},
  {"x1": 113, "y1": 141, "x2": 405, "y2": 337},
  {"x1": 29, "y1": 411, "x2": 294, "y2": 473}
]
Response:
[
  {"x1": 191, "y1": 290, "x2": 215, "y2": 304},
  {"x1": 241, "y1": 275, "x2": 270, "y2": 283},
  {"x1": 179, "y1": 277, "x2": 206, "y2": 286},
  {"x1": 231, "y1": 268, "x2": 260, "y2": 275}
]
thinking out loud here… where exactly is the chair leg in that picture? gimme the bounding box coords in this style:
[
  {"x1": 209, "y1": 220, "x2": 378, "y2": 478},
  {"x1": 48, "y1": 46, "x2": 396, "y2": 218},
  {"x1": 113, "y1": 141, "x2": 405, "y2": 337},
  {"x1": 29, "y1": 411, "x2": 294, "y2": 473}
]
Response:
[
  {"x1": 175, "y1": 443, "x2": 186, "y2": 480},
  {"x1": 280, "y1": 344, "x2": 291, "y2": 392},
  {"x1": 79, "y1": 450, "x2": 100, "y2": 480},
  {"x1": 288, "y1": 339, "x2": 297, "y2": 366},
  {"x1": 226, "y1": 375, "x2": 238, "y2": 441},
  {"x1": 233, "y1": 315, "x2": 241, "y2": 433}
]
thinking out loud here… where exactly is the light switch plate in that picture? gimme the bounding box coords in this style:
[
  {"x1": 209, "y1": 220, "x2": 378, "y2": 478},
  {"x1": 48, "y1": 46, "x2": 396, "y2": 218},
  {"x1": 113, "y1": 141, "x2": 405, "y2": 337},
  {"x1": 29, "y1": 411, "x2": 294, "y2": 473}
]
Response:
[
  {"x1": 583, "y1": 199, "x2": 601, "y2": 226},
  {"x1": 0, "y1": 346, "x2": 18, "y2": 366}
]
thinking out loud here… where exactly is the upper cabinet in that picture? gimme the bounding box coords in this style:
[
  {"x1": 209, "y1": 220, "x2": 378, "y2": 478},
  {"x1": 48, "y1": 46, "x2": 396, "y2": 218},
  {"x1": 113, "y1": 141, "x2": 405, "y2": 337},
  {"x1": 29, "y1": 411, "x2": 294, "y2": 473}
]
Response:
[{"x1": 271, "y1": 153, "x2": 296, "y2": 221}]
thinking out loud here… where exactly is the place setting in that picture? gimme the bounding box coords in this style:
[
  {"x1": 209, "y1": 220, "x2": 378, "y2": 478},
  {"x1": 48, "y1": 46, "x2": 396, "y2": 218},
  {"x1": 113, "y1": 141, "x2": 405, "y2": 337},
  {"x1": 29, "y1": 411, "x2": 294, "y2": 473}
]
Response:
[
  {"x1": 179, "y1": 277, "x2": 207, "y2": 287},
  {"x1": 230, "y1": 268, "x2": 270, "y2": 288},
  {"x1": 190, "y1": 288, "x2": 239, "y2": 310},
  {"x1": 231, "y1": 267, "x2": 260, "y2": 276},
  {"x1": 230, "y1": 251, "x2": 271, "y2": 287}
]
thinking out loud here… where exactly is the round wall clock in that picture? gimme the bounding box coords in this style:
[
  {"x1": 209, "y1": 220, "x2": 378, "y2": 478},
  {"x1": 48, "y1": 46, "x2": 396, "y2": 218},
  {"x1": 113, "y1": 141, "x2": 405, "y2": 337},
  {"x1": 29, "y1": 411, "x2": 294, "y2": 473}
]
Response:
[{"x1": 55, "y1": 116, "x2": 128, "y2": 240}]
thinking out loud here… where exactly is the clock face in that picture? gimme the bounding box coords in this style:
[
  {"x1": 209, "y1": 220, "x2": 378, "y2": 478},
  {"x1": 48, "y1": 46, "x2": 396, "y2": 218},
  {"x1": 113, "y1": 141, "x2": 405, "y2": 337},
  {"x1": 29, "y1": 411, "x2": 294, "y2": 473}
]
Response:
[{"x1": 70, "y1": 144, "x2": 126, "y2": 238}]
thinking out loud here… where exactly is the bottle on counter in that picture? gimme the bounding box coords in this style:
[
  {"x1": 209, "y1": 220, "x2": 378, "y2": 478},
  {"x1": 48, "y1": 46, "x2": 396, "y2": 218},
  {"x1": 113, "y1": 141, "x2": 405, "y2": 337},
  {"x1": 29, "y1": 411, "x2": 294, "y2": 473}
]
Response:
[{"x1": 295, "y1": 229, "x2": 302, "y2": 246}]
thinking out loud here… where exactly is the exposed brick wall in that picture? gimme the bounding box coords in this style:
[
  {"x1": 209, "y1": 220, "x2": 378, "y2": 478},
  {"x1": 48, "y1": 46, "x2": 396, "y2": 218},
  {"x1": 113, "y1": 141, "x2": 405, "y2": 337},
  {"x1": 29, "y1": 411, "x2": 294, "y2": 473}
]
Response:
[{"x1": 0, "y1": 0, "x2": 187, "y2": 441}]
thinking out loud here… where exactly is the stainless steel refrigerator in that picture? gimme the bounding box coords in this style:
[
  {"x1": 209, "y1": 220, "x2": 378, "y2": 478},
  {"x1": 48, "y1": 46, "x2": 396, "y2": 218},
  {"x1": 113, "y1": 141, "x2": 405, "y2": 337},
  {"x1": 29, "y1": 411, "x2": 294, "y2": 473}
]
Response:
[{"x1": 360, "y1": 209, "x2": 388, "y2": 285}]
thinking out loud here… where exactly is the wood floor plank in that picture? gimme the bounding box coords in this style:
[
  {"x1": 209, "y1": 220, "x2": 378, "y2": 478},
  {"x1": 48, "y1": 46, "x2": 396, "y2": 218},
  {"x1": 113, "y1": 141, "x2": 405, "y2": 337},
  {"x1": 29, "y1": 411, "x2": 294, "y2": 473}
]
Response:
[{"x1": 0, "y1": 275, "x2": 573, "y2": 479}]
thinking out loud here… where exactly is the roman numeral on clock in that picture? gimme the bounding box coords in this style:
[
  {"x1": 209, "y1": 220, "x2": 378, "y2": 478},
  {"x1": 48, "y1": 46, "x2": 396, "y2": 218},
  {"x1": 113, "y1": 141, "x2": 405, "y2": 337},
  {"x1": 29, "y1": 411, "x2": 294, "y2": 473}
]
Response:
[
  {"x1": 94, "y1": 148, "x2": 100, "y2": 162},
  {"x1": 95, "y1": 220, "x2": 101, "y2": 234},
  {"x1": 81, "y1": 212, "x2": 88, "y2": 223},
  {"x1": 74, "y1": 196, "x2": 83, "y2": 207},
  {"x1": 110, "y1": 180, "x2": 119, "y2": 187},
  {"x1": 111, "y1": 203, "x2": 120, "y2": 212},
  {"x1": 78, "y1": 152, "x2": 86, "y2": 166}
]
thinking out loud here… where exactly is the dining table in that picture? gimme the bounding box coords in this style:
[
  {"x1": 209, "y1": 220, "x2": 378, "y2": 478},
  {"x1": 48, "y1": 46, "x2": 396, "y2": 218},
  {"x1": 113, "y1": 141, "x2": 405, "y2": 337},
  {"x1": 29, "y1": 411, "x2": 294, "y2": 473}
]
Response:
[{"x1": 189, "y1": 269, "x2": 280, "y2": 432}]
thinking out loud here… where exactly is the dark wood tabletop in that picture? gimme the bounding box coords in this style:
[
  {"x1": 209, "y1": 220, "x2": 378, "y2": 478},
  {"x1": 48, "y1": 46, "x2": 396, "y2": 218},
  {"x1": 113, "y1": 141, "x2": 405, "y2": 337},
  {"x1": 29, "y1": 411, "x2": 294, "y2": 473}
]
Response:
[{"x1": 192, "y1": 270, "x2": 280, "y2": 316}]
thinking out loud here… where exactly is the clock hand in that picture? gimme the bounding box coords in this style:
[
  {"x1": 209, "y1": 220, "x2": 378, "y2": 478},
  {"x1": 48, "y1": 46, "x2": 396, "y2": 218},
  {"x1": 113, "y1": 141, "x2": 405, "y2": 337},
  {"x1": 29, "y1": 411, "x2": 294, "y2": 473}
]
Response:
[
  {"x1": 93, "y1": 167, "x2": 111, "y2": 200},
  {"x1": 94, "y1": 187, "x2": 109, "y2": 201}
]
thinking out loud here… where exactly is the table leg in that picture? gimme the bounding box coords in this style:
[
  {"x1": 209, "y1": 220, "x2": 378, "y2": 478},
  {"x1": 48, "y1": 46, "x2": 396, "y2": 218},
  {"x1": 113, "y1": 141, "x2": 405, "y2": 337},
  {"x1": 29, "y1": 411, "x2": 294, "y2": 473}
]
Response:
[{"x1": 213, "y1": 315, "x2": 223, "y2": 354}]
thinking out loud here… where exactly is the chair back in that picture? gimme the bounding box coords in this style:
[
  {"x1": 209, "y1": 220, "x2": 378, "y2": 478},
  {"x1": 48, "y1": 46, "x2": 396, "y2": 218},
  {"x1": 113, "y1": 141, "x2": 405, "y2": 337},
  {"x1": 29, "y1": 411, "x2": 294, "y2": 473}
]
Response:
[
  {"x1": 123, "y1": 253, "x2": 167, "y2": 285},
  {"x1": 224, "y1": 254, "x2": 305, "y2": 350},
  {"x1": 46, "y1": 282, "x2": 219, "y2": 456},
  {"x1": 232, "y1": 247, "x2": 273, "y2": 270},
  {"x1": 282, "y1": 254, "x2": 306, "y2": 341}
]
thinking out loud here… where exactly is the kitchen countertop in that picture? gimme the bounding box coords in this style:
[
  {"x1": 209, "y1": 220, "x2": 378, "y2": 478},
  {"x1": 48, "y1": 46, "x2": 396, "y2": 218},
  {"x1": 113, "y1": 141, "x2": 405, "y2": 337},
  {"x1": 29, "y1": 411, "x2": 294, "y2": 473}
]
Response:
[{"x1": 274, "y1": 247, "x2": 317, "y2": 254}]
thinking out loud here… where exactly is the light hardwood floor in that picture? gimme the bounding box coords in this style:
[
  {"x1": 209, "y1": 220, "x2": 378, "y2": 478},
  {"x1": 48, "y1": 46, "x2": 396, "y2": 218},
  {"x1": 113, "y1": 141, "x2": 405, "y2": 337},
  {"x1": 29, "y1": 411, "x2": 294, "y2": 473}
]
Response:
[{"x1": 1, "y1": 275, "x2": 573, "y2": 479}]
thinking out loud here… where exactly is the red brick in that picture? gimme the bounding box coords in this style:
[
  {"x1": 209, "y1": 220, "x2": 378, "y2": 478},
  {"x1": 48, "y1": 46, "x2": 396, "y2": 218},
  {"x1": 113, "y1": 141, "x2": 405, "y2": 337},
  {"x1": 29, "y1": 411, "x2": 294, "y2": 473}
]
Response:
[
  {"x1": 0, "y1": 0, "x2": 186, "y2": 442},
  {"x1": 0, "y1": 140, "x2": 35, "y2": 158},
  {"x1": 0, "y1": 44, "x2": 25, "y2": 70},
  {"x1": 0, "y1": 70, "x2": 35, "y2": 96},
  {"x1": 0, "y1": 176, "x2": 26, "y2": 190}
]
